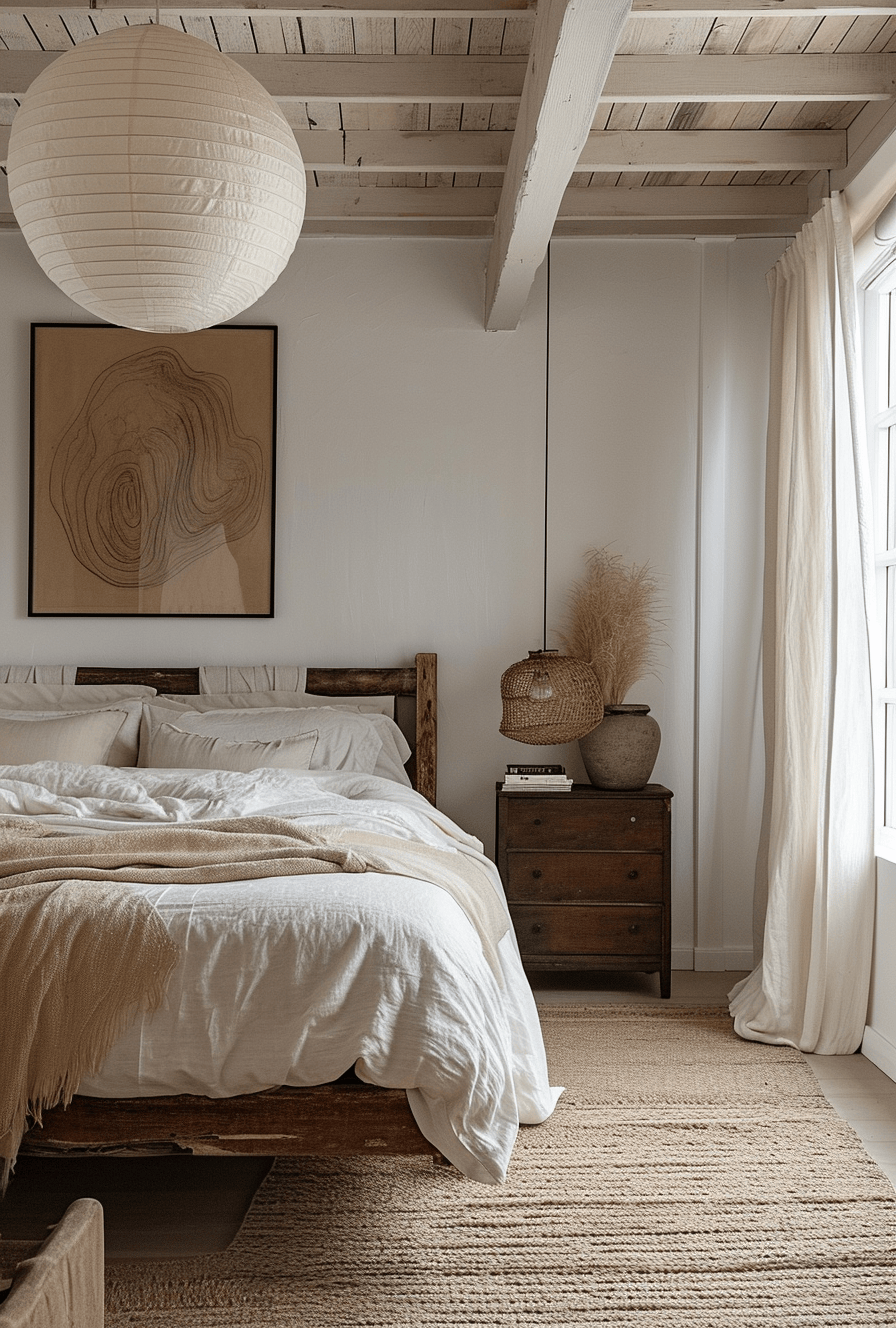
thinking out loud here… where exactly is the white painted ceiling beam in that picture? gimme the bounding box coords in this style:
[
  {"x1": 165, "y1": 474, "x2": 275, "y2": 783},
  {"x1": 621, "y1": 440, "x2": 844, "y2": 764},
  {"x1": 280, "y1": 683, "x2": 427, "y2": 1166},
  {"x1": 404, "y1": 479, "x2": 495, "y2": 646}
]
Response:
[
  {"x1": 484, "y1": 0, "x2": 632, "y2": 332},
  {"x1": 8, "y1": 0, "x2": 534, "y2": 9},
  {"x1": 0, "y1": 124, "x2": 847, "y2": 172},
  {"x1": 630, "y1": 0, "x2": 896, "y2": 11},
  {"x1": 0, "y1": 177, "x2": 809, "y2": 223},
  {"x1": 5, "y1": 0, "x2": 894, "y2": 12},
  {"x1": 1, "y1": 51, "x2": 892, "y2": 104},
  {"x1": 306, "y1": 183, "x2": 808, "y2": 219},
  {"x1": 343, "y1": 127, "x2": 846, "y2": 172},
  {"x1": 0, "y1": 181, "x2": 812, "y2": 223},
  {"x1": 576, "y1": 128, "x2": 846, "y2": 172},
  {"x1": 0, "y1": 52, "x2": 529, "y2": 101},
  {"x1": 602, "y1": 53, "x2": 896, "y2": 102},
  {"x1": 304, "y1": 216, "x2": 804, "y2": 234}
]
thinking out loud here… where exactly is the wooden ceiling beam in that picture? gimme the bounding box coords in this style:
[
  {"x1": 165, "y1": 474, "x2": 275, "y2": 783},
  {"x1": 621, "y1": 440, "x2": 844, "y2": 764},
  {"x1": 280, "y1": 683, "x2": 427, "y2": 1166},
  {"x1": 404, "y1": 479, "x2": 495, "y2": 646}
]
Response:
[
  {"x1": 0, "y1": 50, "x2": 892, "y2": 104},
  {"x1": 0, "y1": 52, "x2": 528, "y2": 100},
  {"x1": 603, "y1": 53, "x2": 896, "y2": 102},
  {"x1": 559, "y1": 184, "x2": 808, "y2": 218},
  {"x1": 8, "y1": 0, "x2": 534, "y2": 10},
  {"x1": 630, "y1": 0, "x2": 896, "y2": 11},
  {"x1": 224, "y1": 182, "x2": 810, "y2": 219},
  {"x1": 302, "y1": 183, "x2": 807, "y2": 219},
  {"x1": 343, "y1": 126, "x2": 846, "y2": 171},
  {"x1": 4, "y1": 0, "x2": 894, "y2": 12},
  {"x1": 0, "y1": 125, "x2": 846, "y2": 171},
  {"x1": 0, "y1": 175, "x2": 809, "y2": 223},
  {"x1": 484, "y1": 0, "x2": 631, "y2": 332},
  {"x1": 577, "y1": 128, "x2": 846, "y2": 171}
]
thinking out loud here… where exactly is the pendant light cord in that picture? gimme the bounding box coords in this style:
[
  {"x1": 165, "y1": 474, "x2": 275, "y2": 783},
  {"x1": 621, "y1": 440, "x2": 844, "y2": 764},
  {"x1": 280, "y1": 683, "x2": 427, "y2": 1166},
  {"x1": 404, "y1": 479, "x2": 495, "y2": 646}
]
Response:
[{"x1": 542, "y1": 242, "x2": 551, "y2": 653}]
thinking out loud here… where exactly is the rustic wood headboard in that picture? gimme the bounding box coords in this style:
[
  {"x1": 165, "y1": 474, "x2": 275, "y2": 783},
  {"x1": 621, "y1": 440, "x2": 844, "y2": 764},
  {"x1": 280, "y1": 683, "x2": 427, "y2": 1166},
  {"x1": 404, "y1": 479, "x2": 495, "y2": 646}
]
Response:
[{"x1": 74, "y1": 652, "x2": 438, "y2": 805}]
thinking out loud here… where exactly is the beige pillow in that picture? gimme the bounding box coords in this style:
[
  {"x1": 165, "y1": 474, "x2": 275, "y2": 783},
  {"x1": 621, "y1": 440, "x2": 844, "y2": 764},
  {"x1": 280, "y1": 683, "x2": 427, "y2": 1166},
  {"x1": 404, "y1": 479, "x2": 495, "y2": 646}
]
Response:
[
  {"x1": 141, "y1": 720, "x2": 319, "y2": 773},
  {"x1": 0, "y1": 701, "x2": 145, "y2": 767},
  {"x1": 0, "y1": 710, "x2": 129, "y2": 766},
  {"x1": 0, "y1": 686, "x2": 156, "y2": 767}
]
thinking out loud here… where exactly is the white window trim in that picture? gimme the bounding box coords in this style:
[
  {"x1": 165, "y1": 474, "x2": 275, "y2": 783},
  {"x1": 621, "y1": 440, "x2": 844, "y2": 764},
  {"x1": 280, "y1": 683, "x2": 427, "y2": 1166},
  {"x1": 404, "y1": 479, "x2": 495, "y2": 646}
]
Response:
[{"x1": 861, "y1": 255, "x2": 896, "y2": 863}]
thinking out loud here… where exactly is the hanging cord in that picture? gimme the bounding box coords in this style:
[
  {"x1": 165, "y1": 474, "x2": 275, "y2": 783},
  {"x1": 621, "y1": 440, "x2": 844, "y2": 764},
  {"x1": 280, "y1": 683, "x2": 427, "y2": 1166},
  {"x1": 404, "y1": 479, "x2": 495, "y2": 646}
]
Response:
[{"x1": 542, "y1": 242, "x2": 551, "y2": 653}]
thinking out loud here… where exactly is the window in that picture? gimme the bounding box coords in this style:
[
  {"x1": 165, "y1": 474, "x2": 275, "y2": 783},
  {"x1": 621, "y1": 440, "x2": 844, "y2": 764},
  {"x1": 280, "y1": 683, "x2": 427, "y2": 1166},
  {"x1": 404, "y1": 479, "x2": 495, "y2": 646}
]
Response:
[{"x1": 863, "y1": 264, "x2": 896, "y2": 860}]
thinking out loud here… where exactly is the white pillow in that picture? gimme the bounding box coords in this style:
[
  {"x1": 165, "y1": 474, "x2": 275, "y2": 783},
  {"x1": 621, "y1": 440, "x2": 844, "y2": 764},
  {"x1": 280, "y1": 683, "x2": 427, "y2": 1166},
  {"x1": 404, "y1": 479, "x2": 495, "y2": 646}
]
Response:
[
  {"x1": 160, "y1": 689, "x2": 394, "y2": 718},
  {"x1": 142, "y1": 722, "x2": 318, "y2": 773},
  {"x1": 152, "y1": 694, "x2": 412, "y2": 783},
  {"x1": 0, "y1": 685, "x2": 156, "y2": 767},
  {"x1": 139, "y1": 703, "x2": 383, "y2": 775},
  {"x1": 0, "y1": 683, "x2": 156, "y2": 708},
  {"x1": 0, "y1": 700, "x2": 145, "y2": 767},
  {"x1": 364, "y1": 714, "x2": 412, "y2": 786},
  {"x1": 0, "y1": 710, "x2": 129, "y2": 766}
]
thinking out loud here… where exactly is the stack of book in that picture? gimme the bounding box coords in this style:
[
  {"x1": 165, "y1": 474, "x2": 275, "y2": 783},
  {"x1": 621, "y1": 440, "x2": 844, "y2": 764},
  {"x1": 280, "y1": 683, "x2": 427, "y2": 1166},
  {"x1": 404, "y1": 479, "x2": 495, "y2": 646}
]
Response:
[{"x1": 501, "y1": 764, "x2": 573, "y2": 792}]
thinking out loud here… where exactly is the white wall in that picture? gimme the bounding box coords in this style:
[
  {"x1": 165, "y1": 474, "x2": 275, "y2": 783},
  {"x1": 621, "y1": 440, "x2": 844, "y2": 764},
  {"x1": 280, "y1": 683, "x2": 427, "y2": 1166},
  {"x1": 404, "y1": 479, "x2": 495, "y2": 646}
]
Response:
[{"x1": 0, "y1": 229, "x2": 785, "y2": 969}]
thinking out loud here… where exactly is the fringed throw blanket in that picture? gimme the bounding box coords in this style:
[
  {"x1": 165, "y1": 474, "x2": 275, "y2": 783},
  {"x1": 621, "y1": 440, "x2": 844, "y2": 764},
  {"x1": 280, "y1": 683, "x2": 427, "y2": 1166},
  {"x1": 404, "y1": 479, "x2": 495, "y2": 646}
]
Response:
[{"x1": 0, "y1": 815, "x2": 507, "y2": 1182}]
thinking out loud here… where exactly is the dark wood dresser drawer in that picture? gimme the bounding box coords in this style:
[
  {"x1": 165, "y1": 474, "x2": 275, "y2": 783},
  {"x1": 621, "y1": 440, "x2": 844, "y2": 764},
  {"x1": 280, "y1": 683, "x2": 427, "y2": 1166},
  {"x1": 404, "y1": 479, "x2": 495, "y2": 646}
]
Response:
[
  {"x1": 495, "y1": 783, "x2": 673, "y2": 996},
  {"x1": 504, "y1": 797, "x2": 665, "y2": 850},
  {"x1": 509, "y1": 904, "x2": 663, "y2": 956},
  {"x1": 504, "y1": 851, "x2": 663, "y2": 903}
]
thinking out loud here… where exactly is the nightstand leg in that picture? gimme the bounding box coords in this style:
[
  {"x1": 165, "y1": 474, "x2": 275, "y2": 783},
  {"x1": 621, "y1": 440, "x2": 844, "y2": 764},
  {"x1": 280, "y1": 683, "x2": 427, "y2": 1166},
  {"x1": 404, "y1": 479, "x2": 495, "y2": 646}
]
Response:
[{"x1": 660, "y1": 966, "x2": 671, "y2": 999}]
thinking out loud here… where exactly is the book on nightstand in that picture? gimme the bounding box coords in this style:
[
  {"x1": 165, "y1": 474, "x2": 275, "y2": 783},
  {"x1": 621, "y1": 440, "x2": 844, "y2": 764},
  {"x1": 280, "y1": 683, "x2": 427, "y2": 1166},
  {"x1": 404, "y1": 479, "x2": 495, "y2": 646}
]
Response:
[{"x1": 502, "y1": 764, "x2": 573, "y2": 791}]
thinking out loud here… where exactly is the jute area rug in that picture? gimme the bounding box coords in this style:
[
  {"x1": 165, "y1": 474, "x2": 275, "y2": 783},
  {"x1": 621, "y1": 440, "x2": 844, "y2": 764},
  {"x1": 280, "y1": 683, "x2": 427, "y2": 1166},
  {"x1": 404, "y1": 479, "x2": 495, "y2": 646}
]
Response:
[{"x1": 105, "y1": 1005, "x2": 896, "y2": 1327}]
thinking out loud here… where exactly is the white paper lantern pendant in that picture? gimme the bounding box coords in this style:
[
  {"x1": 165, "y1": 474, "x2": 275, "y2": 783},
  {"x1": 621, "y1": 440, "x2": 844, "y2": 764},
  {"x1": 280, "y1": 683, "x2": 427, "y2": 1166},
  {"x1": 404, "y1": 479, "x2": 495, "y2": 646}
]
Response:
[{"x1": 6, "y1": 24, "x2": 306, "y2": 333}]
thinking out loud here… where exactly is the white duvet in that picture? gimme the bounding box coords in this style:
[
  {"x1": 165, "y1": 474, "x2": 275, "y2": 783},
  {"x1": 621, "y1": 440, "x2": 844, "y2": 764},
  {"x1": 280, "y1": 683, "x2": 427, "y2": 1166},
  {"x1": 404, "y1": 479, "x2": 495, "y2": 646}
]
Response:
[{"x1": 0, "y1": 762, "x2": 561, "y2": 1184}]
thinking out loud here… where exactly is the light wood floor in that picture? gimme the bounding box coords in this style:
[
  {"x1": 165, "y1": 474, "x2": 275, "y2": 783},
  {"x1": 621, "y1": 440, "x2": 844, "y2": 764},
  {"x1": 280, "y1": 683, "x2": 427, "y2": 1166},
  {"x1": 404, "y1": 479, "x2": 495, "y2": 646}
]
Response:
[{"x1": 2, "y1": 970, "x2": 893, "y2": 1260}]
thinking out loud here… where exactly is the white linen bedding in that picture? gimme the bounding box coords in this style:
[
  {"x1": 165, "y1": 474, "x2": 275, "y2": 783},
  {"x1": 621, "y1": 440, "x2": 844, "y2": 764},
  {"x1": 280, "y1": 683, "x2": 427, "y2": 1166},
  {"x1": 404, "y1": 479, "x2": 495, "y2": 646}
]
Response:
[{"x1": 0, "y1": 762, "x2": 560, "y2": 1185}]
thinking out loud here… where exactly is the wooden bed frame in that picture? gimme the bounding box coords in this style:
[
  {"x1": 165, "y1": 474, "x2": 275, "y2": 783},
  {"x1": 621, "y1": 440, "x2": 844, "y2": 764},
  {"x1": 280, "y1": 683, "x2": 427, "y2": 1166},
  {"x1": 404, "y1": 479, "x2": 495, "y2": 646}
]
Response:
[{"x1": 23, "y1": 653, "x2": 444, "y2": 1163}]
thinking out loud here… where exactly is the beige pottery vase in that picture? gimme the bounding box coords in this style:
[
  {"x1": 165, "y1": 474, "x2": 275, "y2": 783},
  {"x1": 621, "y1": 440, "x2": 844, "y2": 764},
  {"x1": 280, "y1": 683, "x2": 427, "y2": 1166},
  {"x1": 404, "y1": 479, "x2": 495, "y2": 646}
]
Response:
[{"x1": 578, "y1": 704, "x2": 661, "y2": 790}]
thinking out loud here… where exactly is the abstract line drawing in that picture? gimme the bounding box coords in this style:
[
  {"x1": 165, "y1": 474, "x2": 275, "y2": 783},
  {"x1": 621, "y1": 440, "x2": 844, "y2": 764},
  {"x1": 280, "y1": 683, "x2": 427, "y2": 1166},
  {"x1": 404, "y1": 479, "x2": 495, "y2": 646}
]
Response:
[
  {"x1": 29, "y1": 325, "x2": 276, "y2": 617},
  {"x1": 49, "y1": 347, "x2": 265, "y2": 588}
]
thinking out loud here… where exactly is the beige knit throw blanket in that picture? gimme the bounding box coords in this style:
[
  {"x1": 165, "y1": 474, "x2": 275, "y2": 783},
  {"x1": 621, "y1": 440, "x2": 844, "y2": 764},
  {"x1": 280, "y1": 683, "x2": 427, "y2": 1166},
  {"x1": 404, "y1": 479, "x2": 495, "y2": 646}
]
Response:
[{"x1": 0, "y1": 815, "x2": 507, "y2": 1183}]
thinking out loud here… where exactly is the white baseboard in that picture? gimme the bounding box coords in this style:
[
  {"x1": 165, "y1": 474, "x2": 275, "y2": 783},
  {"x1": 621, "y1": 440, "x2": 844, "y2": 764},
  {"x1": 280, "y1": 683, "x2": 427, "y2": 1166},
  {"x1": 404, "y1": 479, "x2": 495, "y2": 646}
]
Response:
[
  {"x1": 694, "y1": 947, "x2": 755, "y2": 972},
  {"x1": 862, "y1": 1024, "x2": 896, "y2": 1084}
]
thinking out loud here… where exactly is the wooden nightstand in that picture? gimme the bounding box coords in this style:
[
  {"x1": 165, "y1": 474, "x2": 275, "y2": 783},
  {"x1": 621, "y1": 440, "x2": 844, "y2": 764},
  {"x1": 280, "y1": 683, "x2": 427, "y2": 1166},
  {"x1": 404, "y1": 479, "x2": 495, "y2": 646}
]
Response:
[{"x1": 495, "y1": 783, "x2": 673, "y2": 998}]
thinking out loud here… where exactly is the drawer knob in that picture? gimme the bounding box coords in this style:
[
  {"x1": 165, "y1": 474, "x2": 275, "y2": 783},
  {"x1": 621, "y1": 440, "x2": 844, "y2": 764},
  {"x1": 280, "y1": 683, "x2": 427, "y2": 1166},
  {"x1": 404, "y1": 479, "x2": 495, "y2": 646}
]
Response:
[
  {"x1": 628, "y1": 923, "x2": 640, "y2": 934},
  {"x1": 531, "y1": 923, "x2": 542, "y2": 934},
  {"x1": 532, "y1": 869, "x2": 543, "y2": 879},
  {"x1": 630, "y1": 816, "x2": 637, "y2": 823},
  {"x1": 533, "y1": 818, "x2": 542, "y2": 826},
  {"x1": 628, "y1": 870, "x2": 639, "y2": 880}
]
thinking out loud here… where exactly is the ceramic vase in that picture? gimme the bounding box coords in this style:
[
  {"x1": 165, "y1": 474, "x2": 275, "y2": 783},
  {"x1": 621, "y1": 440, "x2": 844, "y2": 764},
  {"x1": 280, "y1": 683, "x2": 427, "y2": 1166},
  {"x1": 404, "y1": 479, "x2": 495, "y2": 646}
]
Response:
[{"x1": 578, "y1": 704, "x2": 661, "y2": 790}]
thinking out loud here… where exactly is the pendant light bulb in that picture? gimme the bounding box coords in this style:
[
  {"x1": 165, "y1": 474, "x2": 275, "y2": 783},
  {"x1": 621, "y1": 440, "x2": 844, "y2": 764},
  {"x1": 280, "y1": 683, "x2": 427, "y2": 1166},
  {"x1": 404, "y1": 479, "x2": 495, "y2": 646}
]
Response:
[{"x1": 528, "y1": 667, "x2": 554, "y2": 701}]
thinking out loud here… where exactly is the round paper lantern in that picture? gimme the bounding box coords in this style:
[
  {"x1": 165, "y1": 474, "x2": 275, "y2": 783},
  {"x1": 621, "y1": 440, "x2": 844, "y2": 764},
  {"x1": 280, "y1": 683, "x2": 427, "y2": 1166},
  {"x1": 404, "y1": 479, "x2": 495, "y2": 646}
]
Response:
[{"x1": 6, "y1": 24, "x2": 306, "y2": 333}]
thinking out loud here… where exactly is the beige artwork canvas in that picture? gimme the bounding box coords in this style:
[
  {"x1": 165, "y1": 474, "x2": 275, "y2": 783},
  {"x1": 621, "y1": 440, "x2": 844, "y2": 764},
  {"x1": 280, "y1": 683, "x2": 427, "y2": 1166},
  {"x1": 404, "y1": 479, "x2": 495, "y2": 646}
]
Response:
[{"x1": 29, "y1": 324, "x2": 276, "y2": 616}]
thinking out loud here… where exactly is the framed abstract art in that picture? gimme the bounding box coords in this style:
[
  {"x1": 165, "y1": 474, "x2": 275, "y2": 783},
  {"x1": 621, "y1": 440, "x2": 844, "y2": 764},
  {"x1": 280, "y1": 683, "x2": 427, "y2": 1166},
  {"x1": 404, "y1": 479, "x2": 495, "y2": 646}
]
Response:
[{"x1": 28, "y1": 323, "x2": 277, "y2": 616}]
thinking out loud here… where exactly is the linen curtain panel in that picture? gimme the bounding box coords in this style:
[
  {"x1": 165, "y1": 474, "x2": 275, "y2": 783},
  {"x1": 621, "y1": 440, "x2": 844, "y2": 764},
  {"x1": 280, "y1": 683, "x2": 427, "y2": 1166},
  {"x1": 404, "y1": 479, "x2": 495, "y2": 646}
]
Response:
[{"x1": 730, "y1": 193, "x2": 877, "y2": 1056}]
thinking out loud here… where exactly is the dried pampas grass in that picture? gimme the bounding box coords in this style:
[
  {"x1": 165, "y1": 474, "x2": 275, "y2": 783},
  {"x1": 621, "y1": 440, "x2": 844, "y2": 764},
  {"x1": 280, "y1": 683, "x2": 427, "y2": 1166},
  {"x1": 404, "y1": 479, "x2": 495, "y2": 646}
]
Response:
[{"x1": 560, "y1": 548, "x2": 664, "y2": 705}]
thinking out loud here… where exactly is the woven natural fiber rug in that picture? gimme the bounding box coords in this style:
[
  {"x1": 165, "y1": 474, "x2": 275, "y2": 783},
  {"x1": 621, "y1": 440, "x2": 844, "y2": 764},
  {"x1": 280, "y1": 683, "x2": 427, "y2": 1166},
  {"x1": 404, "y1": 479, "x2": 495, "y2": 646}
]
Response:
[{"x1": 105, "y1": 1005, "x2": 896, "y2": 1327}]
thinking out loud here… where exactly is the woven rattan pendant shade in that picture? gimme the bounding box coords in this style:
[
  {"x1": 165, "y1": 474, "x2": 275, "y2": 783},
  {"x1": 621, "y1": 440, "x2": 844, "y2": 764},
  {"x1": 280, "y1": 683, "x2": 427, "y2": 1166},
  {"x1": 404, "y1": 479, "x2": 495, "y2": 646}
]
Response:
[{"x1": 500, "y1": 650, "x2": 603, "y2": 745}]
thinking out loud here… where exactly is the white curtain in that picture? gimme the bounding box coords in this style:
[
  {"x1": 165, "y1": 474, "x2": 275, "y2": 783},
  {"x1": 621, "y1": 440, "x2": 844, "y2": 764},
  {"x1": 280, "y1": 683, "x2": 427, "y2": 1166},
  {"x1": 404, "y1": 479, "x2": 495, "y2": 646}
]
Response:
[{"x1": 729, "y1": 193, "x2": 877, "y2": 1056}]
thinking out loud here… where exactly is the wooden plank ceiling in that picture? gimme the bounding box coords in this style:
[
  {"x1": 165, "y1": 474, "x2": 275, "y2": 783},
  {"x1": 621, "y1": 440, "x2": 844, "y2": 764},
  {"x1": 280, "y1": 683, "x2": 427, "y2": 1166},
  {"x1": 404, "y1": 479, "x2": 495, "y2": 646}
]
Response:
[{"x1": 1, "y1": 0, "x2": 896, "y2": 324}]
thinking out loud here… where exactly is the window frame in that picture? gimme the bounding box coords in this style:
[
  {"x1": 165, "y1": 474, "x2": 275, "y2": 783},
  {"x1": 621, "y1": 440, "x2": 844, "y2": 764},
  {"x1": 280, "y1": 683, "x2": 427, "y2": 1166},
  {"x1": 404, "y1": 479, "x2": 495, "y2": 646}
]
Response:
[{"x1": 861, "y1": 256, "x2": 896, "y2": 863}]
